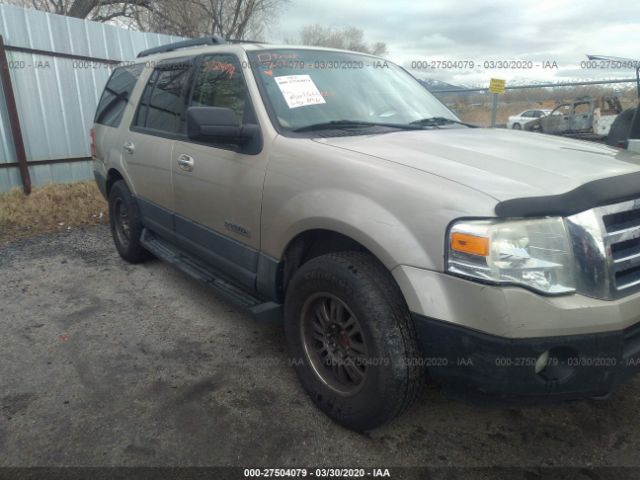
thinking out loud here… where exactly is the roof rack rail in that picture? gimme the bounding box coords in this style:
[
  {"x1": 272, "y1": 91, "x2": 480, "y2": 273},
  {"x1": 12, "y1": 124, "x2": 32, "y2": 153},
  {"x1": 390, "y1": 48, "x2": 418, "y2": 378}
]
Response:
[
  {"x1": 226, "y1": 39, "x2": 265, "y2": 44},
  {"x1": 137, "y1": 36, "x2": 225, "y2": 58}
]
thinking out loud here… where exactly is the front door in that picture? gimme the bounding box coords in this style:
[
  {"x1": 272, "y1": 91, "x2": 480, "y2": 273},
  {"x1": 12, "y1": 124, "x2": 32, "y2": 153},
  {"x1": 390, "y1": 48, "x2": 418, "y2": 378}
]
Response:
[
  {"x1": 570, "y1": 101, "x2": 594, "y2": 132},
  {"x1": 544, "y1": 104, "x2": 571, "y2": 133},
  {"x1": 171, "y1": 53, "x2": 269, "y2": 290}
]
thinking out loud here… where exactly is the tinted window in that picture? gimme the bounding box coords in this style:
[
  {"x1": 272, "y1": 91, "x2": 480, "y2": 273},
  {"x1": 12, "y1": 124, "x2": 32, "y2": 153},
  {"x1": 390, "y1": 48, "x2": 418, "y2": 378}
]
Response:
[
  {"x1": 190, "y1": 54, "x2": 249, "y2": 123},
  {"x1": 95, "y1": 64, "x2": 143, "y2": 127},
  {"x1": 134, "y1": 65, "x2": 191, "y2": 133},
  {"x1": 521, "y1": 111, "x2": 533, "y2": 118}
]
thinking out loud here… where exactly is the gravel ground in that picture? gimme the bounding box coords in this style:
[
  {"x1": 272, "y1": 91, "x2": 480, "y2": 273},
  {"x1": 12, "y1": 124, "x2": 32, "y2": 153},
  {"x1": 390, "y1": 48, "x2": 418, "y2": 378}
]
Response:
[{"x1": 1, "y1": 226, "x2": 640, "y2": 477}]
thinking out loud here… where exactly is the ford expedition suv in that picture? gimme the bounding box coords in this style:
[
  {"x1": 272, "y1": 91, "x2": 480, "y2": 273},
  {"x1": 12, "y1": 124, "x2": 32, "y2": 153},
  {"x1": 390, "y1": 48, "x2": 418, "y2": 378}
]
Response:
[{"x1": 93, "y1": 37, "x2": 640, "y2": 431}]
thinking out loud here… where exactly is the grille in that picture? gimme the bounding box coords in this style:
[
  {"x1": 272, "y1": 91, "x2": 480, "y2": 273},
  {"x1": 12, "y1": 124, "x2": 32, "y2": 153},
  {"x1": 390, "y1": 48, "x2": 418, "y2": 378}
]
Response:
[
  {"x1": 567, "y1": 198, "x2": 640, "y2": 299},
  {"x1": 601, "y1": 202, "x2": 640, "y2": 293}
]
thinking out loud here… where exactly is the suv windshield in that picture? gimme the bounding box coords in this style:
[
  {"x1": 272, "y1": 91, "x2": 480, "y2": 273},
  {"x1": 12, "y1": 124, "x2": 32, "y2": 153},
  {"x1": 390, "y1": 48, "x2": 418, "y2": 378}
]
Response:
[{"x1": 247, "y1": 49, "x2": 458, "y2": 133}]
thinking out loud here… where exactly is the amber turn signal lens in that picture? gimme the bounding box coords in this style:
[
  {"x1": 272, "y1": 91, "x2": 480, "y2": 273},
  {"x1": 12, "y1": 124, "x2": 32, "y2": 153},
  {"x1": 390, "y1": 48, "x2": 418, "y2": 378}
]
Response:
[{"x1": 450, "y1": 232, "x2": 489, "y2": 256}]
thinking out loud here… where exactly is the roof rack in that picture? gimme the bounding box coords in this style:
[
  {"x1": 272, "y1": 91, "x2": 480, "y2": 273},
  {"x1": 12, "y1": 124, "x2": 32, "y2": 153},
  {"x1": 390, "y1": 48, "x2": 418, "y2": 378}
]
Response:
[
  {"x1": 137, "y1": 36, "x2": 225, "y2": 58},
  {"x1": 226, "y1": 39, "x2": 265, "y2": 44},
  {"x1": 137, "y1": 36, "x2": 267, "y2": 58}
]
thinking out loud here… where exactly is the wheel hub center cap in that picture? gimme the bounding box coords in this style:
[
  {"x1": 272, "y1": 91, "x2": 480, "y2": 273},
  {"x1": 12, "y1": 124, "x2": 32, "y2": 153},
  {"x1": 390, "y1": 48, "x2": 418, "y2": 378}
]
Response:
[
  {"x1": 325, "y1": 324, "x2": 350, "y2": 352},
  {"x1": 338, "y1": 331, "x2": 350, "y2": 349},
  {"x1": 301, "y1": 293, "x2": 369, "y2": 395}
]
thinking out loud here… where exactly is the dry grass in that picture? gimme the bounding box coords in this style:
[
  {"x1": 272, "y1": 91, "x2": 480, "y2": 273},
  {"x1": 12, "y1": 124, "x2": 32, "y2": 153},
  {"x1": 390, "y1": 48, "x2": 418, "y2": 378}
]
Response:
[{"x1": 0, "y1": 181, "x2": 108, "y2": 245}]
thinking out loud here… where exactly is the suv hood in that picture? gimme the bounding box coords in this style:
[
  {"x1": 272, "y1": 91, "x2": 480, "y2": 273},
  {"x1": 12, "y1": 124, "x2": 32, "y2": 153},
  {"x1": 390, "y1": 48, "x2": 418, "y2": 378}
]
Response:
[{"x1": 313, "y1": 128, "x2": 640, "y2": 201}]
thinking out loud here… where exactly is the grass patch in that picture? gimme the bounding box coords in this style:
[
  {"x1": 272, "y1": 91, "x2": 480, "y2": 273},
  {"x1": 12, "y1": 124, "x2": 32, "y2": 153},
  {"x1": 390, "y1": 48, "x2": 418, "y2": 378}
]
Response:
[{"x1": 0, "y1": 181, "x2": 108, "y2": 245}]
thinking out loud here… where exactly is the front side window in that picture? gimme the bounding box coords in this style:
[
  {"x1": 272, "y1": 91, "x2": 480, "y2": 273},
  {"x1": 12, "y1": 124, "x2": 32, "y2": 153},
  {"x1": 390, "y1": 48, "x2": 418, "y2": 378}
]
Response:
[
  {"x1": 95, "y1": 64, "x2": 143, "y2": 127},
  {"x1": 247, "y1": 49, "x2": 457, "y2": 134},
  {"x1": 134, "y1": 63, "x2": 191, "y2": 134},
  {"x1": 190, "y1": 54, "x2": 249, "y2": 123}
]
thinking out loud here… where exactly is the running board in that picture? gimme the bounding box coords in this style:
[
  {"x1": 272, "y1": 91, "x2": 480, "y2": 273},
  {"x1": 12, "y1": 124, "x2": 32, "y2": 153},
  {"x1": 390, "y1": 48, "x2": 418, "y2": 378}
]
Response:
[{"x1": 140, "y1": 229, "x2": 282, "y2": 323}]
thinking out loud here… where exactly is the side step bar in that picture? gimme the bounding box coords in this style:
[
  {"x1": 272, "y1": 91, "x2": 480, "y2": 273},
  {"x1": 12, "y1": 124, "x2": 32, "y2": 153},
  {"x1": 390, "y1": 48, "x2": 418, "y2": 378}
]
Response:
[{"x1": 140, "y1": 229, "x2": 282, "y2": 323}]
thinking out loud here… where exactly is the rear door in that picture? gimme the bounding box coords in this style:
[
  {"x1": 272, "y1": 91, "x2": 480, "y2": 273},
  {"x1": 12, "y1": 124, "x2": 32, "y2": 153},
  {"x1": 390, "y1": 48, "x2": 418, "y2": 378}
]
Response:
[
  {"x1": 171, "y1": 52, "x2": 268, "y2": 290},
  {"x1": 93, "y1": 63, "x2": 144, "y2": 177},
  {"x1": 124, "y1": 58, "x2": 194, "y2": 240},
  {"x1": 519, "y1": 110, "x2": 533, "y2": 127}
]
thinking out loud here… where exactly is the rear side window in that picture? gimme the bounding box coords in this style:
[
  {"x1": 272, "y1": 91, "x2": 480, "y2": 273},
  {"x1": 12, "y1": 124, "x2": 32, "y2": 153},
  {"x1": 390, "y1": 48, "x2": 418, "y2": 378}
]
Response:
[
  {"x1": 94, "y1": 64, "x2": 143, "y2": 127},
  {"x1": 134, "y1": 63, "x2": 191, "y2": 134}
]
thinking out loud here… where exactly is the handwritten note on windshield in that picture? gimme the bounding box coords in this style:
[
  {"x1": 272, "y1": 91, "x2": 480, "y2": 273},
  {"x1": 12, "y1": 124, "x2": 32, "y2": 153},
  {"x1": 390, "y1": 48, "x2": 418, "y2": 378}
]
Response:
[{"x1": 274, "y1": 75, "x2": 326, "y2": 109}]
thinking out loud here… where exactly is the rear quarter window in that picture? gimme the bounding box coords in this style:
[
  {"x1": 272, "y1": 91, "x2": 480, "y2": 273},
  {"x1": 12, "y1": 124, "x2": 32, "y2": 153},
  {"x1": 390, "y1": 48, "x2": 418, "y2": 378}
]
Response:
[{"x1": 94, "y1": 64, "x2": 144, "y2": 127}]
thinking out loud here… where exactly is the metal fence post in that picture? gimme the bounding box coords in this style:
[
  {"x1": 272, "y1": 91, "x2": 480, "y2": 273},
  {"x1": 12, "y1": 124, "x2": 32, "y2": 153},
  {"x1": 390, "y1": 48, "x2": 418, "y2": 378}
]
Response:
[
  {"x1": 0, "y1": 35, "x2": 31, "y2": 195},
  {"x1": 491, "y1": 93, "x2": 498, "y2": 128}
]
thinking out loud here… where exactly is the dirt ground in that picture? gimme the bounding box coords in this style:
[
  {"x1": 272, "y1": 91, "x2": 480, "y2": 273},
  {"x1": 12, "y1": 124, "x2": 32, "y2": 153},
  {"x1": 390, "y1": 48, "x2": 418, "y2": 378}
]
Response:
[{"x1": 2, "y1": 226, "x2": 640, "y2": 478}]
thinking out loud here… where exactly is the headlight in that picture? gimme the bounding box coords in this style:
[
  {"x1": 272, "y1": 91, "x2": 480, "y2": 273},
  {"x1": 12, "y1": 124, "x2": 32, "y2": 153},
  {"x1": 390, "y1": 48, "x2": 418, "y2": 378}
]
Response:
[{"x1": 447, "y1": 217, "x2": 575, "y2": 295}]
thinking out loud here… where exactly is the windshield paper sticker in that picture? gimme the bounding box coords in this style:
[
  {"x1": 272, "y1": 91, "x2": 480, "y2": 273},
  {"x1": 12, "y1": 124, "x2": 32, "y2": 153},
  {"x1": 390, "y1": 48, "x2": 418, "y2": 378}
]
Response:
[{"x1": 274, "y1": 75, "x2": 326, "y2": 109}]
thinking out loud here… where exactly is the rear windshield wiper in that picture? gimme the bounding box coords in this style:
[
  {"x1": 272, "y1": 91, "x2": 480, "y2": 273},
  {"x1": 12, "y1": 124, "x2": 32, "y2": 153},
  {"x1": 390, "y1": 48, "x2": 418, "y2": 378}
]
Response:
[
  {"x1": 292, "y1": 120, "x2": 424, "y2": 133},
  {"x1": 409, "y1": 117, "x2": 476, "y2": 128}
]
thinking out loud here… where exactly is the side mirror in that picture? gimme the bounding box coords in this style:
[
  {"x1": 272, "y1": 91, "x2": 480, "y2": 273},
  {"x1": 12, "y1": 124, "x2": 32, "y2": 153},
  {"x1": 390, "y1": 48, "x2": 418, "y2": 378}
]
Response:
[{"x1": 186, "y1": 106, "x2": 258, "y2": 145}]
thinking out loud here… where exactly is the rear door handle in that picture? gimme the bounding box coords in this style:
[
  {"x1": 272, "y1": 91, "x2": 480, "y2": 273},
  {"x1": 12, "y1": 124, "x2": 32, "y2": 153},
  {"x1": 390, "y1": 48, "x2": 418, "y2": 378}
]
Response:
[
  {"x1": 123, "y1": 142, "x2": 135, "y2": 154},
  {"x1": 177, "y1": 154, "x2": 195, "y2": 172}
]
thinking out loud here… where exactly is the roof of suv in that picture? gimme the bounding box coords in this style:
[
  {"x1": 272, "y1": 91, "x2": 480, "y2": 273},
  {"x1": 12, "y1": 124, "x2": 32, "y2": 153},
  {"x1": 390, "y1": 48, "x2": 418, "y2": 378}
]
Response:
[{"x1": 134, "y1": 41, "x2": 378, "y2": 63}]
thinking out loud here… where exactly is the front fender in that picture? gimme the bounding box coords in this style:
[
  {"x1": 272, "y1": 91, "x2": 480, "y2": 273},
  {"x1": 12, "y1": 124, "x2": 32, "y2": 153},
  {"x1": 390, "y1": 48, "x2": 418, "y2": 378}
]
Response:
[
  {"x1": 263, "y1": 189, "x2": 429, "y2": 270},
  {"x1": 261, "y1": 137, "x2": 498, "y2": 272}
]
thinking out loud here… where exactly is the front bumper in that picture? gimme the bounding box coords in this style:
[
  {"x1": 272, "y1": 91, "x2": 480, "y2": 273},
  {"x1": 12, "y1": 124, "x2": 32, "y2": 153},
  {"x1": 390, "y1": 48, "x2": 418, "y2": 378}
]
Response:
[
  {"x1": 413, "y1": 313, "x2": 640, "y2": 398},
  {"x1": 392, "y1": 266, "x2": 640, "y2": 398}
]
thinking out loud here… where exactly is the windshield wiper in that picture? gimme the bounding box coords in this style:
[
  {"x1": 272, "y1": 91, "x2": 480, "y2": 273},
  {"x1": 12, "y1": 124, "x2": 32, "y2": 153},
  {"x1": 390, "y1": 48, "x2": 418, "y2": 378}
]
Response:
[
  {"x1": 410, "y1": 117, "x2": 476, "y2": 128},
  {"x1": 292, "y1": 120, "x2": 424, "y2": 133}
]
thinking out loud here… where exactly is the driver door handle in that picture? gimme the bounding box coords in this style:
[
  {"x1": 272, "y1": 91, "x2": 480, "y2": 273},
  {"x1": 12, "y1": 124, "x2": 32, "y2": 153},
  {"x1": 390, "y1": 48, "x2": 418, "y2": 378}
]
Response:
[
  {"x1": 177, "y1": 154, "x2": 195, "y2": 172},
  {"x1": 123, "y1": 142, "x2": 135, "y2": 154}
]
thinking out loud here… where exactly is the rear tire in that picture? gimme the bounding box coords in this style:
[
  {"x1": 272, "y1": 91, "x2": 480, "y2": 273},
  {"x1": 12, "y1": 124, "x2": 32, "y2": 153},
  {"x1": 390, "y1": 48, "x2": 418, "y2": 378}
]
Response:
[
  {"x1": 108, "y1": 180, "x2": 151, "y2": 263},
  {"x1": 284, "y1": 252, "x2": 424, "y2": 431}
]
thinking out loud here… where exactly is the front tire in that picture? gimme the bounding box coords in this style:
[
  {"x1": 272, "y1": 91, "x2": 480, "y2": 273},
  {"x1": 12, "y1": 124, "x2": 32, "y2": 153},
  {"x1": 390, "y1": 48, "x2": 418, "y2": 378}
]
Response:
[
  {"x1": 512, "y1": 123, "x2": 521, "y2": 130},
  {"x1": 284, "y1": 252, "x2": 424, "y2": 431},
  {"x1": 108, "y1": 180, "x2": 151, "y2": 263}
]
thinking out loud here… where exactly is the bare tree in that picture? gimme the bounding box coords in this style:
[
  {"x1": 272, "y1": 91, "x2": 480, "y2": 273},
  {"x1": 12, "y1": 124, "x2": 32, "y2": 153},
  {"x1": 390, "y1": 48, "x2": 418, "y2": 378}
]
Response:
[
  {"x1": 299, "y1": 24, "x2": 387, "y2": 56},
  {"x1": 2, "y1": 0, "x2": 152, "y2": 21},
  {"x1": 131, "y1": 0, "x2": 288, "y2": 38},
  {"x1": 2, "y1": 0, "x2": 288, "y2": 39}
]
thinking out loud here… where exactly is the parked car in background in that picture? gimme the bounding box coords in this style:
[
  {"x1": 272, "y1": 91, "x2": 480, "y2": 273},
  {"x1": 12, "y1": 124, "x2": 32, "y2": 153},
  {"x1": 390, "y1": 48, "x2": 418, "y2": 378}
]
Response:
[
  {"x1": 507, "y1": 109, "x2": 551, "y2": 129},
  {"x1": 524, "y1": 97, "x2": 623, "y2": 140}
]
